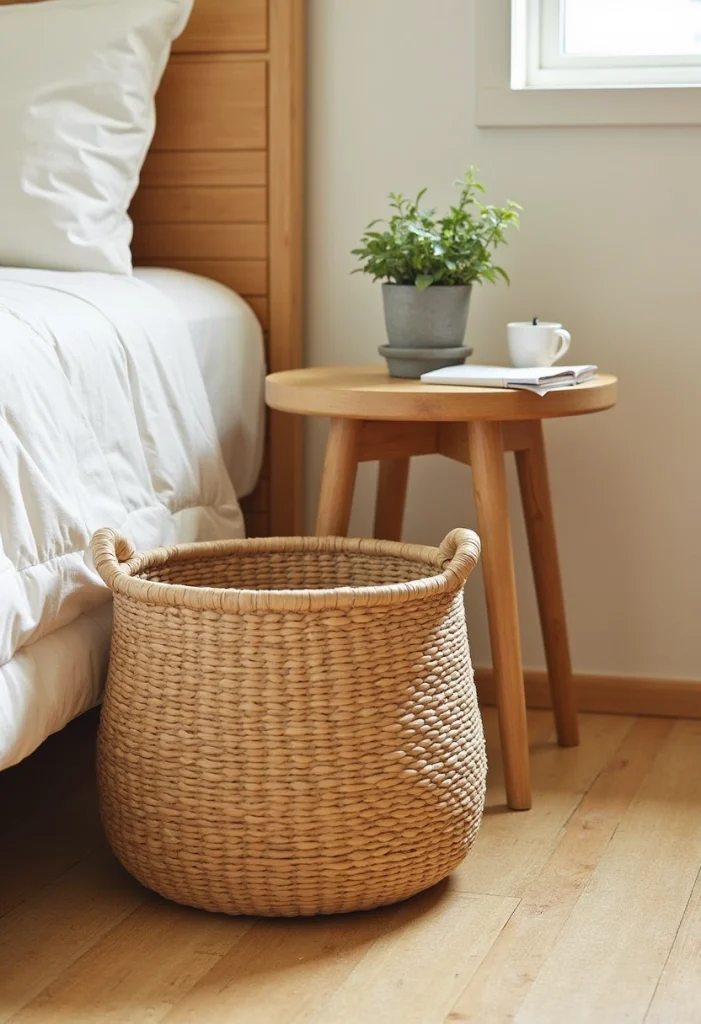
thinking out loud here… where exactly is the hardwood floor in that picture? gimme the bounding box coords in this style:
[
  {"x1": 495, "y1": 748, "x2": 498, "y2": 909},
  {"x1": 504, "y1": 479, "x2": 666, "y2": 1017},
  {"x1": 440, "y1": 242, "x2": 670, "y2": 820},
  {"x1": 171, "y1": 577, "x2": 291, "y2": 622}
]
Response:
[{"x1": 2, "y1": 707, "x2": 700, "y2": 1023}]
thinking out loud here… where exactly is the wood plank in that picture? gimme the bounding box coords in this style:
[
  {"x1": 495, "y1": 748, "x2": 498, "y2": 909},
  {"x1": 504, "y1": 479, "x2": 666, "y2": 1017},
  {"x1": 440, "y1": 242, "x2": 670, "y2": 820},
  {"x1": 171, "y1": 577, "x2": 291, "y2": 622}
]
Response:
[
  {"x1": 153, "y1": 60, "x2": 266, "y2": 151},
  {"x1": 239, "y1": 473, "x2": 269, "y2": 514},
  {"x1": 454, "y1": 711, "x2": 634, "y2": 898},
  {"x1": 373, "y1": 458, "x2": 409, "y2": 541},
  {"x1": 246, "y1": 295, "x2": 269, "y2": 329},
  {"x1": 268, "y1": 0, "x2": 305, "y2": 535},
  {"x1": 139, "y1": 151, "x2": 266, "y2": 188},
  {"x1": 515, "y1": 719, "x2": 701, "y2": 1023},
  {"x1": 241, "y1": 510, "x2": 269, "y2": 537},
  {"x1": 169, "y1": 52, "x2": 269, "y2": 65},
  {"x1": 131, "y1": 187, "x2": 266, "y2": 224},
  {"x1": 515, "y1": 420, "x2": 578, "y2": 746},
  {"x1": 2, "y1": 0, "x2": 268, "y2": 54},
  {"x1": 304, "y1": 890, "x2": 517, "y2": 1024},
  {"x1": 0, "y1": 850, "x2": 144, "y2": 1023},
  {"x1": 315, "y1": 419, "x2": 361, "y2": 536},
  {"x1": 11, "y1": 902, "x2": 251, "y2": 1024},
  {"x1": 502, "y1": 420, "x2": 534, "y2": 451},
  {"x1": 436, "y1": 421, "x2": 470, "y2": 464},
  {"x1": 174, "y1": 0, "x2": 267, "y2": 53},
  {"x1": 646, "y1": 867, "x2": 701, "y2": 1023},
  {"x1": 159, "y1": 903, "x2": 409, "y2": 1024},
  {"x1": 135, "y1": 259, "x2": 267, "y2": 296},
  {"x1": 469, "y1": 420, "x2": 530, "y2": 810},
  {"x1": 158, "y1": 888, "x2": 515, "y2": 1024},
  {"x1": 475, "y1": 668, "x2": 701, "y2": 719},
  {"x1": 358, "y1": 420, "x2": 437, "y2": 461},
  {"x1": 265, "y1": 367, "x2": 618, "y2": 423},
  {"x1": 450, "y1": 717, "x2": 672, "y2": 1023},
  {"x1": 437, "y1": 422, "x2": 531, "y2": 465},
  {"x1": 131, "y1": 223, "x2": 266, "y2": 261},
  {"x1": 6, "y1": 709, "x2": 701, "y2": 1021}
]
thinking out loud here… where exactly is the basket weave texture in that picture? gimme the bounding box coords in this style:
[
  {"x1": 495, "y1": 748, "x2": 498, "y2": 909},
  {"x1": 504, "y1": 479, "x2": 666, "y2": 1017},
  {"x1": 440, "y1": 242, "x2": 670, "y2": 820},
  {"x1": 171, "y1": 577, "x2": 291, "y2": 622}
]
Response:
[{"x1": 92, "y1": 527, "x2": 486, "y2": 917}]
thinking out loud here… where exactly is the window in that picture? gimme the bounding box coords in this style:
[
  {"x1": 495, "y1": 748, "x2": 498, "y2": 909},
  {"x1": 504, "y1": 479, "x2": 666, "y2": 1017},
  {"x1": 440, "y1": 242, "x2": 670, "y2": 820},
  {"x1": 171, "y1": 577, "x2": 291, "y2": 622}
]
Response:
[
  {"x1": 477, "y1": 0, "x2": 701, "y2": 127},
  {"x1": 514, "y1": 0, "x2": 701, "y2": 89},
  {"x1": 562, "y1": 0, "x2": 701, "y2": 58}
]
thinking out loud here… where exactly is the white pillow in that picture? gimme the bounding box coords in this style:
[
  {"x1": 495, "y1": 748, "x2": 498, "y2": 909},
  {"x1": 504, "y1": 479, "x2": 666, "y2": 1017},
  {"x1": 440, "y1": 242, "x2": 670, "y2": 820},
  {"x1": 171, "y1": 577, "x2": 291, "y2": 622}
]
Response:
[{"x1": 0, "y1": 0, "x2": 193, "y2": 274}]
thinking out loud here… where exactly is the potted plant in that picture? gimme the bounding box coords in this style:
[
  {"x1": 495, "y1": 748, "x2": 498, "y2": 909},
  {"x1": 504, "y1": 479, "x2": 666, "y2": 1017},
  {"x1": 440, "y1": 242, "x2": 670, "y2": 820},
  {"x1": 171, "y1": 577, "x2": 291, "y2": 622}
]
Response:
[{"x1": 352, "y1": 168, "x2": 520, "y2": 378}]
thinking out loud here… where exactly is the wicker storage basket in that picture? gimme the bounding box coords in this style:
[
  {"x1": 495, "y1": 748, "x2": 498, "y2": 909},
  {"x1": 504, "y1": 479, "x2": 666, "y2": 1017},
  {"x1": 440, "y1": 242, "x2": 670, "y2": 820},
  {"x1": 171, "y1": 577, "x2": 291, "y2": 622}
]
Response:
[{"x1": 91, "y1": 527, "x2": 486, "y2": 917}]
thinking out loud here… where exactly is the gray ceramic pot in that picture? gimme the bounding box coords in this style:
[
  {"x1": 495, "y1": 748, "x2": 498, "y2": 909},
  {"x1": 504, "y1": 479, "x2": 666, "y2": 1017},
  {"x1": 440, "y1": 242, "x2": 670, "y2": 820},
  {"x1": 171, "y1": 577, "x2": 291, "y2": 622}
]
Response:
[
  {"x1": 380, "y1": 283, "x2": 473, "y2": 378},
  {"x1": 378, "y1": 344, "x2": 472, "y2": 380}
]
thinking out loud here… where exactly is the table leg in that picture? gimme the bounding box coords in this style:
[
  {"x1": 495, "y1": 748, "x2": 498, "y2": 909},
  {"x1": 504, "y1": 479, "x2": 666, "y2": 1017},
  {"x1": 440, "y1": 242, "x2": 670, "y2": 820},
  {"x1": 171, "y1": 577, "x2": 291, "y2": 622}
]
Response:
[
  {"x1": 373, "y1": 458, "x2": 410, "y2": 541},
  {"x1": 469, "y1": 420, "x2": 532, "y2": 811},
  {"x1": 515, "y1": 422, "x2": 579, "y2": 747},
  {"x1": 315, "y1": 418, "x2": 361, "y2": 536}
]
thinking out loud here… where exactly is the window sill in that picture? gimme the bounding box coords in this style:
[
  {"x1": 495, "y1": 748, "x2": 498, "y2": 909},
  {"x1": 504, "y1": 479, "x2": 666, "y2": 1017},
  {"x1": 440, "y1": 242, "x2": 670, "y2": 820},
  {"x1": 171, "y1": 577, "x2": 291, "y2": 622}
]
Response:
[
  {"x1": 477, "y1": 84, "x2": 701, "y2": 128},
  {"x1": 476, "y1": 1, "x2": 701, "y2": 128}
]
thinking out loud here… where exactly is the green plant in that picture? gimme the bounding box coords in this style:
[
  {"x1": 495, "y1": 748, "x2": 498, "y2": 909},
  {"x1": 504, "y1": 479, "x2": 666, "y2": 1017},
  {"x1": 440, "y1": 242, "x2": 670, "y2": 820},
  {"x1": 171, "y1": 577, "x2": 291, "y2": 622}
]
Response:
[{"x1": 351, "y1": 168, "x2": 520, "y2": 290}]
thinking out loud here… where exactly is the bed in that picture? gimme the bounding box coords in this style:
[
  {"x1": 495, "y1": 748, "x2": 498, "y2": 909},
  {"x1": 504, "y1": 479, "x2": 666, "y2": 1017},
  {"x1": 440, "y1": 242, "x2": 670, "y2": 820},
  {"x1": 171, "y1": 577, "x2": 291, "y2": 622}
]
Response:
[
  {"x1": 0, "y1": 0, "x2": 304, "y2": 769},
  {"x1": 135, "y1": 267, "x2": 266, "y2": 501}
]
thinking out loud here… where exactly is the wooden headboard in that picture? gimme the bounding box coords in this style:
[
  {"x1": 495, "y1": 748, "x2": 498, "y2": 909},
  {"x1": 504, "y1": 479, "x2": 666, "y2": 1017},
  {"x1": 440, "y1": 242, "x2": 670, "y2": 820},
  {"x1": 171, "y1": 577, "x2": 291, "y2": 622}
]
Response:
[
  {"x1": 4, "y1": 0, "x2": 305, "y2": 538},
  {"x1": 138, "y1": 0, "x2": 305, "y2": 537}
]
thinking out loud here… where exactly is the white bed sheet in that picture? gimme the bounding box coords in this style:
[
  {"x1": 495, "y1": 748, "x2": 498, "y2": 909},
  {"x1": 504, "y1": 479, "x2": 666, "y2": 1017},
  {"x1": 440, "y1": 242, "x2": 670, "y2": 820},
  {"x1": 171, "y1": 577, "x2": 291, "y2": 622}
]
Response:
[
  {"x1": 134, "y1": 268, "x2": 266, "y2": 499},
  {"x1": 0, "y1": 267, "x2": 257, "y2": 769}
]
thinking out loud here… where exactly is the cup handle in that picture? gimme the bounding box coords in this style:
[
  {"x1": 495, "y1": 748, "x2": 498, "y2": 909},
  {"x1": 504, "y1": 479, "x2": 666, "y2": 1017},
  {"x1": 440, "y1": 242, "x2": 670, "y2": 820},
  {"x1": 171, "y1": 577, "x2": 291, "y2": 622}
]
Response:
[{"x1": 552, "y1": 328, "x2": 571, "y2": 363}]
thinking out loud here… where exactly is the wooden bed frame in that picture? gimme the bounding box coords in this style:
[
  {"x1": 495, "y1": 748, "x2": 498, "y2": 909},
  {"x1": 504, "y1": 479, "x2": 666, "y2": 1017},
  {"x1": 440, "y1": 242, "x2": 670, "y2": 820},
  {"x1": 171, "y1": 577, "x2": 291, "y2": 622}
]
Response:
[
  {"x1": 5, "y1": 0, "x2": 305, "y2": 538},
  {"x1": 138, "y1": 0, "x2": 305, "y2": 537}
]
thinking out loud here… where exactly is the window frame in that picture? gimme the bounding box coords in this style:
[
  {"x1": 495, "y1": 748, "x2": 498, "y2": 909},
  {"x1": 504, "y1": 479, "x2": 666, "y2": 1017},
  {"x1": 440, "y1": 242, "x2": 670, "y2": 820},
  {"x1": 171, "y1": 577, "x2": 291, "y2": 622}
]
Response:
[
  {"x1": 526, "y1": 0, "x2": 701, "y2": 89},
  {"x1": 476, "y1": 0, "x2": 701, "y2": 127}
]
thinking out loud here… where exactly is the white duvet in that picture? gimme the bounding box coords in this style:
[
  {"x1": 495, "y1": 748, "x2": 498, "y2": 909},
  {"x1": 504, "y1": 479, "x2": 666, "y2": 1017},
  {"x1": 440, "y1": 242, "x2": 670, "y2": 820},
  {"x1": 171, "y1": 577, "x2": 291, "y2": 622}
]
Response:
[{"x1": 0, "y1": 269, "x2": 245, "y2": 768}]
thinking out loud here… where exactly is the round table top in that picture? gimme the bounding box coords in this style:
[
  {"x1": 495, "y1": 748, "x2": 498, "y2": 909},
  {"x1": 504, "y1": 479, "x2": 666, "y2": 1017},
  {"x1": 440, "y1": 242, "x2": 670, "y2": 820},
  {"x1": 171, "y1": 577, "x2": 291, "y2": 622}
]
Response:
[{"x1": 265, "y1": 364, "x2": 618, "y2": 423}]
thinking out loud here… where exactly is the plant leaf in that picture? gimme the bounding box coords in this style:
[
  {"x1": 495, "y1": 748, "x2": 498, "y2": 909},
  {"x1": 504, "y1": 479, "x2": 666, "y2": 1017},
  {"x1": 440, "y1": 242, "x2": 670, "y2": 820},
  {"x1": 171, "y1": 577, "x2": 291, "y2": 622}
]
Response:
[{"x1": 350, "y1": 171, "x2": 520, "y2": 288}]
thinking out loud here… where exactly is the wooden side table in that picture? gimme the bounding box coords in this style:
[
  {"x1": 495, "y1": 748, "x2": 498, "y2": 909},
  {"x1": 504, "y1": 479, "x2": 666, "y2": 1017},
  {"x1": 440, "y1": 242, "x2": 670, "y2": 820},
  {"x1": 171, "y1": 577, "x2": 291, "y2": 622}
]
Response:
[{"x1": 265, "y1": 365, "x2": 618, "y2": 810}]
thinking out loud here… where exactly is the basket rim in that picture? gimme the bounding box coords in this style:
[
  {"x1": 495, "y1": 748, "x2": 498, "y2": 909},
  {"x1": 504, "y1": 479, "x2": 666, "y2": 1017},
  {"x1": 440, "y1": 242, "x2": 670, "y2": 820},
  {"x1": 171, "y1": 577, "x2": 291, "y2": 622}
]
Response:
[{"x1": 90, "y1": 530, "x2": 481, "y2": 613}]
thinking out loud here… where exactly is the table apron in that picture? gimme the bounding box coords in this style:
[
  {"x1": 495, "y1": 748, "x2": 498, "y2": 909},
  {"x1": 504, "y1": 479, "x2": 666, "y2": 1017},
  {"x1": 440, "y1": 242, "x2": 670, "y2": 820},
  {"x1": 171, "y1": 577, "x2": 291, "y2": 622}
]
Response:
[{"x1": 356, "y1": 418, "x2": 536, "y2": 463}]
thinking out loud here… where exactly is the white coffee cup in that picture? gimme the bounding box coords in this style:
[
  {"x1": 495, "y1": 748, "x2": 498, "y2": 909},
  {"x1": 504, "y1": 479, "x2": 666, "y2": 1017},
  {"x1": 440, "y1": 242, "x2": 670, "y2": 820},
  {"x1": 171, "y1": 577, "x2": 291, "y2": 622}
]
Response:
[{"x1": 507, "y1": 321, "x2": 571, "y2": 368}]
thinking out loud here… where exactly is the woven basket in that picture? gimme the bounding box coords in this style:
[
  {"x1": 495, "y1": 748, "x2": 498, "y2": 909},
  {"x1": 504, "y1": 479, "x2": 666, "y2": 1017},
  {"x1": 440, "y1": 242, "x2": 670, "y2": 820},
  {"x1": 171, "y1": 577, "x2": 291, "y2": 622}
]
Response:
[{"x1": 91, "y1": 527, "x2": 486, "y2": 917}]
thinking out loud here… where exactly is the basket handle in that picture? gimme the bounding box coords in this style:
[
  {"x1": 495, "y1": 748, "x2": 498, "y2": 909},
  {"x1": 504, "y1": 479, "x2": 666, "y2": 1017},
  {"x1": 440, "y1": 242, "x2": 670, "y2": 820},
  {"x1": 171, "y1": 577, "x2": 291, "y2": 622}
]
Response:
[
  {"x1": 438, "y1": 528, "x2": 481, "y2": 588},
  {"x1": 91, "y1": 528, "x2": 137, "y2": 591}
]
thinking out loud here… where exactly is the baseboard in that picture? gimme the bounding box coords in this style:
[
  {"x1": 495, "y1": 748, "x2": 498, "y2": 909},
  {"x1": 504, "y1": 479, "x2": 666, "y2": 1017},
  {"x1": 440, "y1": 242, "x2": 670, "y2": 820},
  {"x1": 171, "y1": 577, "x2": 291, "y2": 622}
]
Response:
[{"x1": 474, "y1": 669, "x2": 701, "y2": 720}]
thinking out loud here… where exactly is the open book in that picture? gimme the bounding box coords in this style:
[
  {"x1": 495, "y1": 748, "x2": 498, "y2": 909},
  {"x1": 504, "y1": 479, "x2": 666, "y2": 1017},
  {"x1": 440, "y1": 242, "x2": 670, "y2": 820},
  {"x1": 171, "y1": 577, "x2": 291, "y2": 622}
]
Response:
[{"x1": 420, "y1": 364, "x2": 598, "y2": 396}]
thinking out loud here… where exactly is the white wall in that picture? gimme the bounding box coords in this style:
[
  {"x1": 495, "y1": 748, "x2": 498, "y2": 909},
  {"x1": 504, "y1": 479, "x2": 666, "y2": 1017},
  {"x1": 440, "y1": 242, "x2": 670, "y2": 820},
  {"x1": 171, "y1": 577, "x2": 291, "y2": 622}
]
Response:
[{"x1": 306, "y1": 0, "x2": 701, "y2": 681}]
